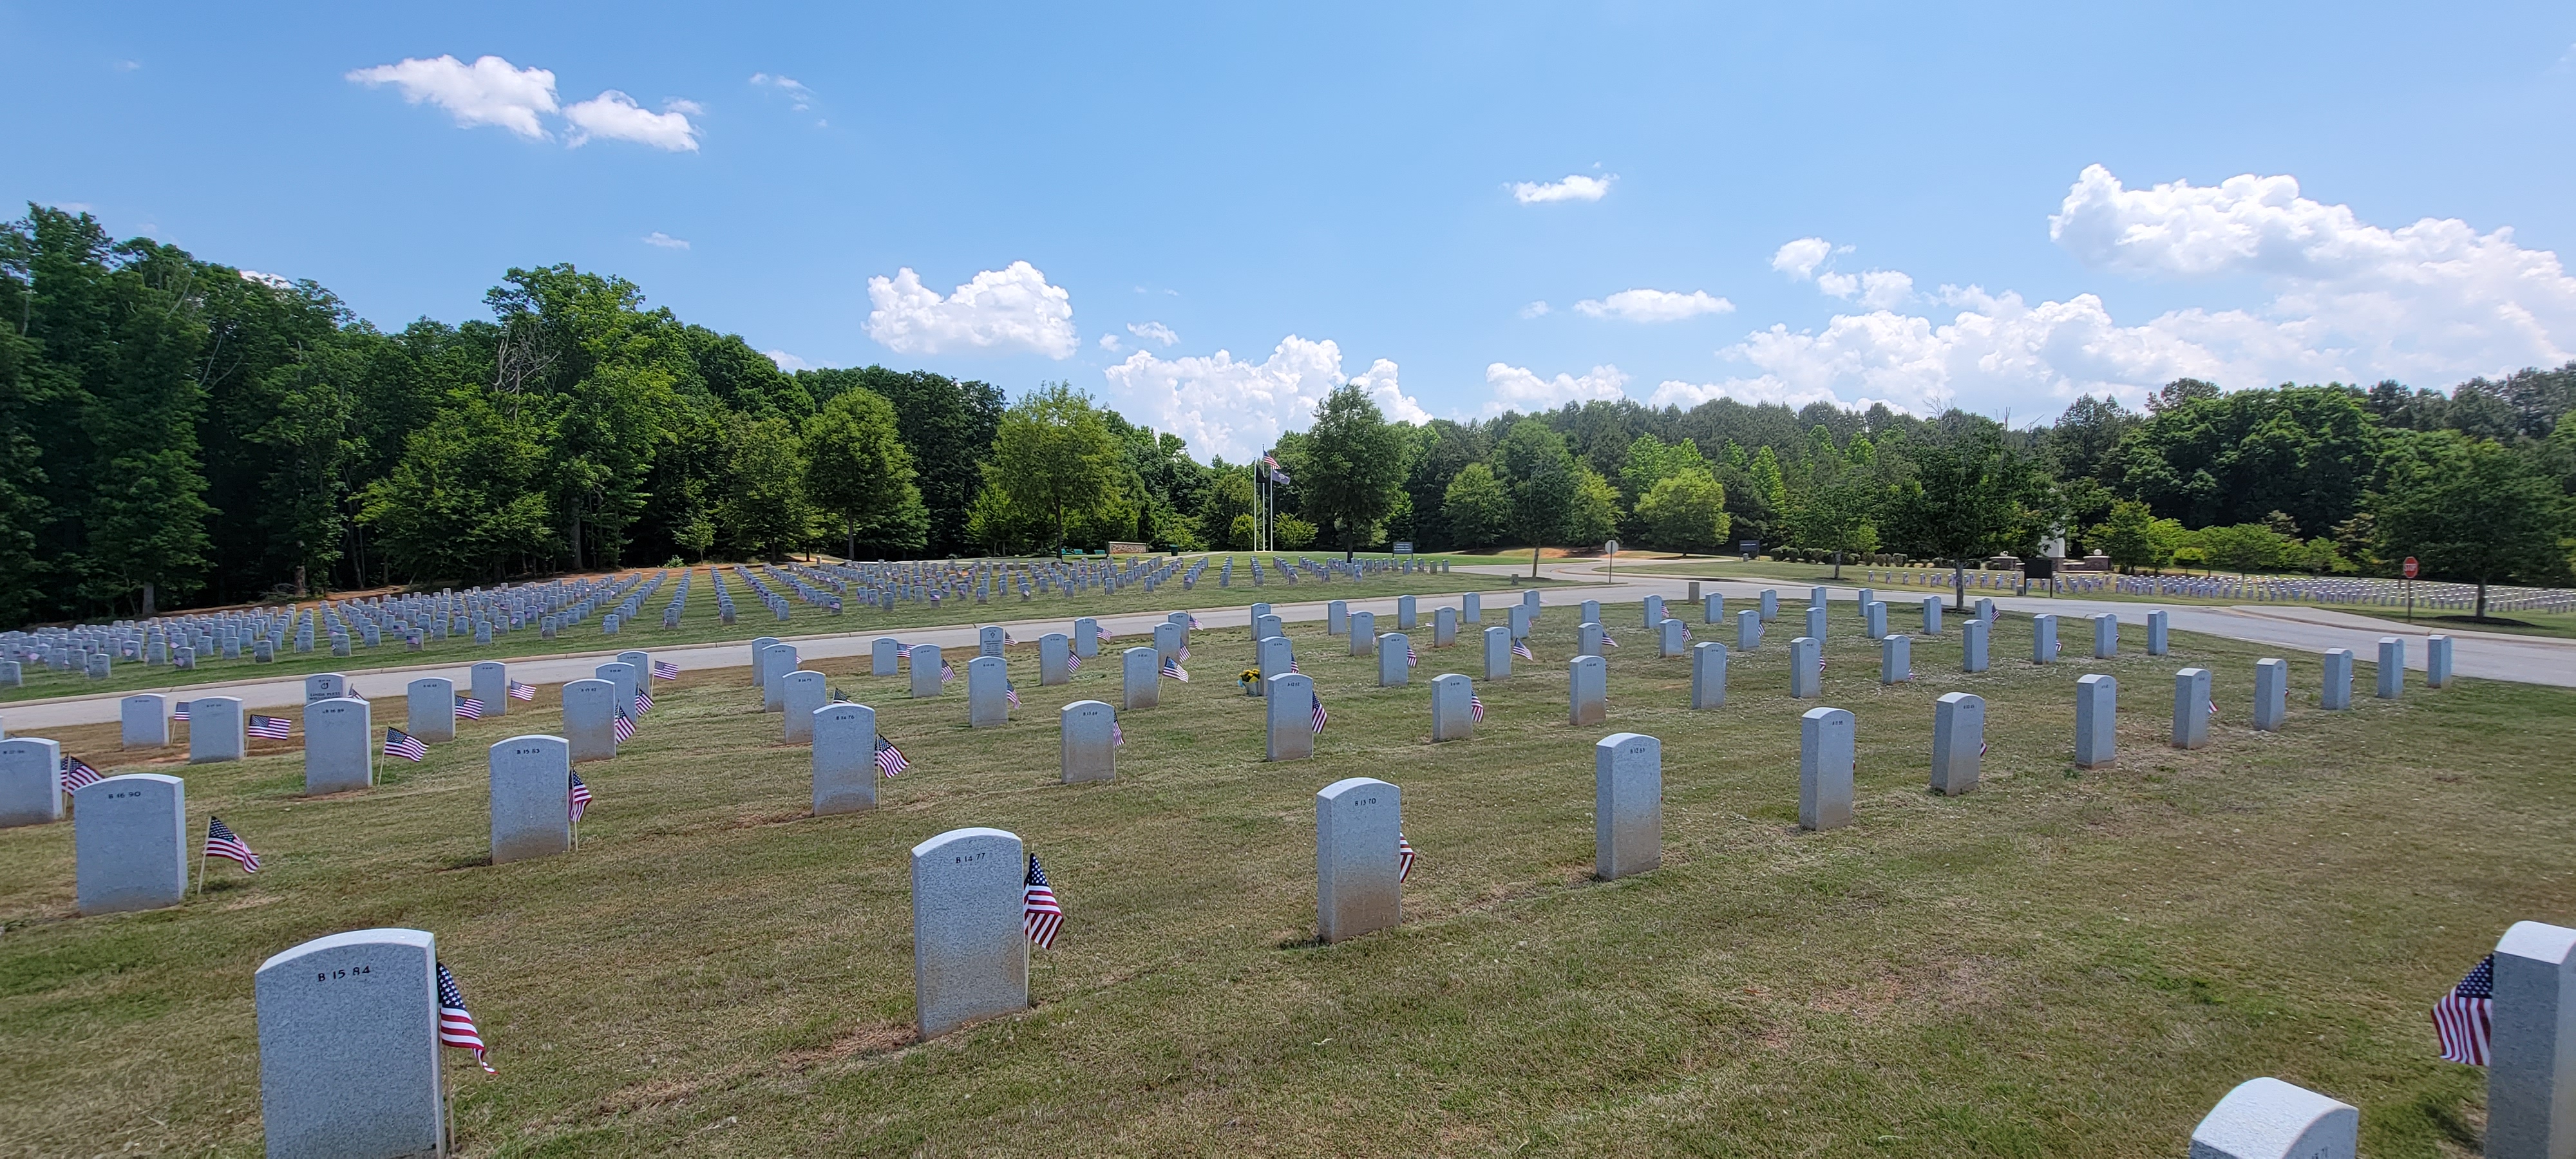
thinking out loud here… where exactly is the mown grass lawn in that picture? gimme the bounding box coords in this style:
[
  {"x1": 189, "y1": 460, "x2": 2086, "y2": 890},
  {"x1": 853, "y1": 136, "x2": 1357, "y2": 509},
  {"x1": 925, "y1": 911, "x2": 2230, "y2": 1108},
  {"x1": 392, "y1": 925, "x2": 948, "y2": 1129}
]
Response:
[{"x1": 1, "y1": 598, "x2": 2557, "y2": 1156}]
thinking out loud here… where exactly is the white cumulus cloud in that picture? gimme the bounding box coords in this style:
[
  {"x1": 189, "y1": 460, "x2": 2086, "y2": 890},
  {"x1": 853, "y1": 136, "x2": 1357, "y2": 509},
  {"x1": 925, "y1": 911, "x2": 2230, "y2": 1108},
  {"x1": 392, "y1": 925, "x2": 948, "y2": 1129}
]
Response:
[
  {"x1": 1771, "y1": 238, "x2": 1834, "y2": 280},
  {"x1": 764, "y1": 350, "x2": 810, "y2": 372},
  {"x1": 1815, "y1": 269, "x2": 1915, "y2": 310},
  {"x1": 564, "y1": 90, "x2": 701, "y2": 151},
  {"x1": 1520, "y1": 301, "x2": 1552, "y2": 319},
  {"x1": 642, "y1": 231, "x2": 689, "y2": 249},
  {"x1": 1481, "y1": 363, "x2": 1631, "y2": 415},
  {"x1": 346, "y1": 55, "x2": 559, "y2": 138},
  {"x1": 1510, "y1": 174, "x2": 1615, "y2": 204},
  {"x1": 1126, "y1": 321, "x2": 1179, "y2": 346},
  {"x1": 1101, "y1": 335, "x2": 1426, "y2": 463},
  {"x1": 864, "y1": 261, "x2": 1078, "y2": 359},
  {"x1": 1574, "y1": 288, "x2": 1736, "y2": 323}
]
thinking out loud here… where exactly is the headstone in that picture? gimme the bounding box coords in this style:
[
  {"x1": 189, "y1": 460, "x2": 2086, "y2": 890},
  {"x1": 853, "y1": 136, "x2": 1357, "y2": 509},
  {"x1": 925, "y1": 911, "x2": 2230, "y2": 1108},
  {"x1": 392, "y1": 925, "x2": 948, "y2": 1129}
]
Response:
[
  {"x1": 1073, "y1": 617, "x2": 1099, "y2": 658},
  {"x1": 470, "y1": 661, "x2": 508, "y2": 719},
  {"x1": 1060, "y1": 700, "x2": 1117, "y2": 783},
  {"x1": 1266, "y1": 673, "x2": 1315, "y2": 761},
  {"x1": 254, "y1": 928, "x2": 446, "y2": 1159},
  {"x1": 616, "y1": 651, "x2": 650, "y2": 686},
  {"x1": 1880, "y1": 634, "x2": 1911, "y2": 683},
  {"x1": 1737, "y1": 608, "x2": 1761, "y2": 652},
  {"x1": 1463, "y1": 592, "x2": 1481, "y2": 623},
  {"x1": 122, "y1": 693, "x2": 170, "y2": 748},
  {"x1": 1658, "y1": 618, "x2": 1687, "y2": 657},
  {"x1": 749, "y1": 636, "x2": 782, "y2": 685},
  {"x1": 405, "y1": 679, "x2": 457, "y2": 743},
  {"x1": 1703, "y1": 593, "x2": 1725, "y2": 625},
  {"x1": 304, "y1": 698, "x2": 372, "y2": 795},
  {"x1": 1153, "y1": 621, "x2": 1184, "y2": 662},
  {"x1": 1328, "y1": 601, "x2": 1349, "y2": 636},
  {"x1": 2093, "y1": 613, "x2": 2119, "y2": 658},
  {"x1": 1508, "y1": 604, "x2": 1531, "y2": 640},
  {"x1": 1315, "y1": 777, "x2": 1401, "y2": 942},
  {"x1": 1434, "y1": 607, "x2": 1457, "y2": 646},
  {"x1": 489, "y1": 734, "x2": 572, "y2": 863},
  {"x1": 1931, "y1": 692, "x2": 1984, "y2": 796},
  {"x1": 1578, "y1": 622, "x2": 1607, "y2": 658},
  {"x1": 1349, "y1": 612, "x2": 1376, "y2": 656},
  {"x1": 1810, "y1": 585, "x2": 1828, "y2": 608},
  {"x1": 1397, "y1": 594, "x2": 1417, "y2": 630},
  {"x1": 1922, "y1": 597, "x2": 1943, "y2": 635},
  {"x1": 1595, "y1": 732, "x2": 1662, "y2": 880},
  {"x1": 1806, "y1": 605, "x2": 1827, "y2": 641},
  {"x1": 1790, "y1": 636, "x2": 1822, "y2": 698},
  {"x1": 783, "y1": 671, "x2": 828, "y2": 740},
  {"x1": 1122, "y1": 646, "x2": 1159, "y2": 710},
  {"x1": 1250, "y1": 601, "x2": 1272, "y2": 621},
  {"x1": 2187, "y1": 1076, "x2": 2358, "y2": 1159},
  {"x1": 1964, "y1": 617, "x2": 1991, "y2": 673},
  {"x1": 967, "y1": 656, "x2": 1010, "y2": 728},
  {"x1": 1039, "y1": 633, "x2": 1071, "y2": 684},
  {"x1": 2032, "y1": 614, "x2": 2058, "y2": 664},
  {"x1": 1377, "y1": 632, "x2": 1409, "y2": 686},
  {"x1": 1260, "y1": 636, "x2": 1296, "y2": 682},
  {"x1": 1690, "y1": 641, "x2": 1727, "y2": 709},
  {"x1": 910, "y1": 643, "x2": 946, "y2": 699},
  {"x1": 1567, "y1": 654, "x2": 1611, "y2": 726},
  {"x1": 1429, "y1": 673, "x2": 1475, "y2": 742},
  {"x1": 562, "y1": 679, "x2": 618, "y2": 762},
  {"x1": 812, "y1": 702, "x2": 878, "y2": 815},
  {"x1": 0, "y1": 737, "x2": 64, "y2": 827},
  {"x1": 2253, "y1": 659, "x2": 2288, "y2": 731},
  {"x1": 1482, "y1": 625, "x2": 1511, "y2": 680},
  {"x1": 1255, "y1": 613, "x2": 1283, "y2": 640},
  {"x1": 1799, "y1": 707, "x2": 1855, "y2": 831},
  {"x1": 1522, "y1": 589, "x2": 1542, "y2": 619},
  {"x1": 190, "y1": 695, "x2": 247, "y2": 763},
  {"x1": 2376, "y1": 637, "x2": 2404, "y2": 699},
  {"x1": 2428, "y1": 634, "x2": 2454, "y2": 688},
  {"x1": 2174, "y1": 667, "x2": 2212, "y2": 749},
  {"x1": 2488, "y1": 919, "x2": 2576, "y2": 1158},
  {"x1": 872, "y1": 637, "x2": 900, "y2": 676},
  {"x1": 978, "y1": 625, "x2": 1007, "y2": 659},
  {"x1": 2148, "y1": 609, "x2": 2170, "y2": 655},
  {"x1": 909, "y1": 827, "x2": 1029, "y2": 1039},
  {"x1": 1864, "y1": 601, "x2": 1888, "y2": 639},
  {"x1": 2076, "y1": 674, "x2": 2118, "y2": 768},
  {"x1": 305, "y1": 672, "x2": 348, "y2": 702},
  {"x1": 2320, "y1": 648, "x2": 2354, "y2": 710},
  {"x1": 75, "y1": 773, "x2": 187, "y2": 914},
  {"x1": 90, "y1": 652, "x2": 113, "y2": 678},
  {"x1": 1641, "y1": 595, "x2": 1663, "y2": 629},
  {"x1": 755, "y1": 646, "x2": 794, "y2": 711},
  {"x1": 1580, "y1": 599, "x2": 1601, "y2": 626},
  {"x1": 1759, "y1": 589, "x2": 1779, "y2": 621}
]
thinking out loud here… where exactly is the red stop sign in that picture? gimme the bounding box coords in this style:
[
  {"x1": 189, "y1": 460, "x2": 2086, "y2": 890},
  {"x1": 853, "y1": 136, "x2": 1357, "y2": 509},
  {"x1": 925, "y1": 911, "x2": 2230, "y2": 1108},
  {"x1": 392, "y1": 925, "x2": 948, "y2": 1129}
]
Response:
[{"x1": 2403, "y1": 556, "x2": 2420, "y2": 579}]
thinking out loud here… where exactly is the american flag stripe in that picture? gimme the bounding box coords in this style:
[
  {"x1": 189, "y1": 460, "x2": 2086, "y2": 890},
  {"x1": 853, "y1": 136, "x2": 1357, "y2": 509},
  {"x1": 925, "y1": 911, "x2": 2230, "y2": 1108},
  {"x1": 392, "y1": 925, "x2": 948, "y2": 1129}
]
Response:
[
  {"x1": 1161, "y1": 657, "x2": 1189, "y2": 682},
  {"x1": 383, "y1": 728, "x2": 428, "y2": 762},
  {"x1": 1469, "y1": 693, "x2": 1485, "y2": 722},
  {"x1": 1397, "y1": 835, "x2": 1417, "y2": 881},
  {"x1": 1112, "y1": 720, "x2": 1124, "y2": 746},
  {"x1": 1023, "y1": 854, "x2": 1063, "y2": 949},
  {"x1": 1005, "y1": 684, "x2": 1021, "y2": 707},
  {"x1": 245, "y1": 715, "x2": 295, "y2": 740},
  {"x1": 652, "y1": 660, "x2": 679, "y2": 680},
  {"x1": 172, "y1": 702, "x2": 190, "y2": 721},
  {"x1": 875, "y1": 735, "x2": 909, "y2": 777},
  {"x1": 436, "y1": 963, "x2": 495, "y2": 1073},
  {"x1": 507, "y1": 680, "x2": 536, "y2": 701},
  {"x1": 569, "y1": 772, "x2": 592, "y2": 822},
  {"x1": 204, "y1": 816, "x2": 260, "y2": 872},
  {"x1": 612, "y1": 711, "x2": 636, "y2": 742},
  {"x1": 1309, "y1": 692, "x2": 1328, "y2": 734},
  {"x1": 453, "y1": 697, "x2": 486, "y2": 721},
  {"x1": 1512, "y1": 641, "x2": 1535, "y2": 660},
  {"x1": 1067, "y1": 653, "x2": 1083, "y2": 674},
  {"x1": 634, "y1": 690, "x2": 653, "y2": 714},
  {"x1": 940, "y1": 661, "x2": 956, "y2": 683},
  {"x1": 2433, "y1": 954, "x2": 2494, "y2": 1065},
  {"x1": 60, "y1": 755, "x2": 103, "y2": 793},
  {"x1": 1406, "y1": 646, "x2": 1418, "y2": 668}
]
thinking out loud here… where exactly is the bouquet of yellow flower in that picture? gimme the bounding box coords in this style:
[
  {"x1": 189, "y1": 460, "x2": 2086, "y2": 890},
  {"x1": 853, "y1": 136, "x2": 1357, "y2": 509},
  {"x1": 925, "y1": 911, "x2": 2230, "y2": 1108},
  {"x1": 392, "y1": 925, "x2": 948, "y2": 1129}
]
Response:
[{"x1": 1239, "y1": 667, "x2": 1264, "y2": 695}]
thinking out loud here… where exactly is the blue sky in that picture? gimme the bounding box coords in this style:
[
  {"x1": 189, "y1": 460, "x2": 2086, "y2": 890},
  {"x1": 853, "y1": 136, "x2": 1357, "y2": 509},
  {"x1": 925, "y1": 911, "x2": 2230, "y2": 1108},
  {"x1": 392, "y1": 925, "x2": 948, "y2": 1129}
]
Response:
[{"x1": 7, "y1": 2, "x2": 2575, "y2": 461}]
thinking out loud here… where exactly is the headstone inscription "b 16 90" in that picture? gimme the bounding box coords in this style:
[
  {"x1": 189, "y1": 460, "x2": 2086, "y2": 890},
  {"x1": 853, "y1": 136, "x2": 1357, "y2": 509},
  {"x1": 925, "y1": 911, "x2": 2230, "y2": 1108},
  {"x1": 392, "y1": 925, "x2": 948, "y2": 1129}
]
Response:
[{"x1": 75, "y1": 773, "x2": 187, "y2": 914}]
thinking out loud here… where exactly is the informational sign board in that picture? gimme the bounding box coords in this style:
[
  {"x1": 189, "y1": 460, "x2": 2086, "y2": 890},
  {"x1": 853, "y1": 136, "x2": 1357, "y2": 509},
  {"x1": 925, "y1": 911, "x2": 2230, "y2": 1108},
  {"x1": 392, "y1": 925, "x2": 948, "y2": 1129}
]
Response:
[{"x1": 1392, "y1": 542, "x2": 1413, "y2": 554}]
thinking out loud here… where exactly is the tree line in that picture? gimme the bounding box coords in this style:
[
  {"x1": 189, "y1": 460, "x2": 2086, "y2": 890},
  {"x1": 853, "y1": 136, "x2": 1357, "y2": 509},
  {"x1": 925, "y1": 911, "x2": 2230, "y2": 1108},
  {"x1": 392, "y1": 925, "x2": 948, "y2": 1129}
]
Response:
[{"x1": 5, "y1": 203, "x2": 2571, "y2": 625}]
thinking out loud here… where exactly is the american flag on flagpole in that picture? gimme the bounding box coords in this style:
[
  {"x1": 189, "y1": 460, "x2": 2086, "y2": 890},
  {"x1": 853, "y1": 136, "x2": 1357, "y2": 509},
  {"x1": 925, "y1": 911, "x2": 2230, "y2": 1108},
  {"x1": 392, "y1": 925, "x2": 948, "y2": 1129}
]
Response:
[
  {"x1": 507, "y1": 680, "x2": 536, "y2": 702},
  {"x1": 246, "y1": 714, "x2": 295, "y2": 740},
  {"x1": 1288, "y1": 657, "x2": 1302, "y2": 674},
  {"x1": 1469, "y1": 693, "x2": 1486, "y2": 722},
  {"x1": 1600, "y1": 629, "x2": 1619, "y2": 648},
  {"x1": 1397, "y1": 835, "x2": 1417, "y2": 881},
  {"x1": 651, "y1": 660, "x2": 679, "y2": 680},
  {"x1": 895, "y1": 643, "x2": 913, "y2": 658},
  {"x1": 1112, "y1": 719, "x2": 1124, "y2": 746},
  {"x1": 1005, "y1": 683, "x2": 1021, "y2": 707},
  {"x1": 874, "y1": 734, "x2": 909, "y2": 777},
  {"x1": 60, "y1": 755, "x2": 102, "y2": 793},
  {"x1": 831, "y1": 685, "x2": 853, "y2": 704},
  {"x1": 2208, "y1": 699, "x2": 2219, "y2": 719},
  {"x1": 172, "y1": 701, "x2": 190, "y2": 721},
  {"x1": 568, "y1": 773, "x2": 592, "y2": 822},
  {"x1": 436, "y1": 962, "x2": 495, "y2": 1073},
  {"x1": 612, "y1": 710, "x2": 636, "y2": 742},
  {"x1": 1177, "y1": 643, "x2": 1190, "y2": 661},
  {"x1": 634, "y1": 689, "x2": 653, "y2": 715},
  {"x1": 204, "y1": 816, "x2": 260, "y2": 872},
  {"x1": 1309, "y1": 692, "x2": 1329, "y2": 734},
  {"x1": 1023, "y1": 854, "x2": 1063, "y2": 949},
  {"x1": 939, "y1": 660, "x2": 956, "y2": 683},
  {"x1": 383, "y1": 727, "x2": 428, "y2": 762},
  {"x1": 1186, "y1": 614, "x2": 1200, "y2": 629},
  {"x1": 1066, "y1": 652, "x2": 1083, "y2": 674},
  {"x1": 1512, "y1": 640, "x2": 1535, "y2": 660},
  {"x1": 2433, "y1": 954, "x2": 2494, "y2": 1064},
  {"x1": 1406, "y1": 645, "x2": 1418, "y2": 668},
  {"x1": 1160, "y1": 656, "x2": 1189, "y2": 682},
  {"x1": 453, "y1": 697, "x2": 486, "y2": 721}
]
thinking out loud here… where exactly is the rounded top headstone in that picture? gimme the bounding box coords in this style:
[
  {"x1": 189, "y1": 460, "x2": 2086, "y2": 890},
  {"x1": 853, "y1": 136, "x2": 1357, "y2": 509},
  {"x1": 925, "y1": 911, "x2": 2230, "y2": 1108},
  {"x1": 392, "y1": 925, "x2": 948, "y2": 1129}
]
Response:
[{"x1": 259, "y1": 926, "x2": 435, "y2": 974}]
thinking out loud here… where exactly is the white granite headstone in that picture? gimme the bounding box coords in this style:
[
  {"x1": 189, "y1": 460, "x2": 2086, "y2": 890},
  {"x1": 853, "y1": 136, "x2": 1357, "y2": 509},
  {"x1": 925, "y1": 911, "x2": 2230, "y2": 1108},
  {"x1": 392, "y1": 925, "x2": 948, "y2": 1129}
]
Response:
[
  {"x1": 1931, "y1": 692, "x2": 1983, "y2": 796},
  {"x1": 1799, "y1": 707, "x2": 1854, "y2": 831},
  {"x1": 1060, "y1": 700, "x2": 1117, "y2": 783},
  {"x1": 1316, "y1": 777, "x2": 1401, "y2": 942},
  {"x1": 1567, "y1": 655, "x2": 1607, "y2": 726},
  {"x1": 75, "y1": 773, "x2": 187, "y2": 914},
  {"x1": 1595, "y1": 732, "x2": 1661, "y2": 880},
  {"x1": 812, "y1": 702, "x2": 878, "y2": 815},
  {"x1": 0, "y1": 737, "x2": 64, "y2": 827},
  {"x1": 304, "y1": 698, "x2": 372, "y2": 795},
  {"x1": 561, "y1": 679, "x2": 617, "y2": 762},
  {"x1": 489, "y1": 734, "x2": 571, "y2": 863},
  {"x1": 910, "y1": 827, "x2": 1028, "y2": 1038},
  {"x1": 254, "y1": 928, "x2": 446, "y2": 1159},
  {"x1": 122, "y1": 693, "x2": 169, "y2": 748},
  {"x1": 191, "y1": 695, "x2": 247, "y2": 763},
  {"x1": 2076, "y1": 674, "x2": 2118, "y2": 768}
]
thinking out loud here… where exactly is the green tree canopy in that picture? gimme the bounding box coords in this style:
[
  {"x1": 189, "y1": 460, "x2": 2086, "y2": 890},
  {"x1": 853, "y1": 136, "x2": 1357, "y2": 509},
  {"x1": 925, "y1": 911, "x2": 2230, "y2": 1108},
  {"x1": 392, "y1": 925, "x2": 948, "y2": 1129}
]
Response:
[
  {"x1": 981, "y1": 382, "x2": 1127, "y2": 557},
  {"x1": 2373, "y1": 432, "x2": 2570, "y2": 617},
  {"x1": 1298, "y1": 383, "x2": 1407, "y2": 560},
  {"x1": 802, "y1": 386, "x2": 927, "y2": 560}
]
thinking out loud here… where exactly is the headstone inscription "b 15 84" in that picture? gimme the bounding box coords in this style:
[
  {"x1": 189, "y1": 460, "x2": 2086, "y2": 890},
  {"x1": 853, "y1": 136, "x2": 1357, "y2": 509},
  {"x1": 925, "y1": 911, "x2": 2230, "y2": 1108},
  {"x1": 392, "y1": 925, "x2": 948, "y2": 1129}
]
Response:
[{"x1": 255, "y1": 928, "x2": 446, "y2": 1159}]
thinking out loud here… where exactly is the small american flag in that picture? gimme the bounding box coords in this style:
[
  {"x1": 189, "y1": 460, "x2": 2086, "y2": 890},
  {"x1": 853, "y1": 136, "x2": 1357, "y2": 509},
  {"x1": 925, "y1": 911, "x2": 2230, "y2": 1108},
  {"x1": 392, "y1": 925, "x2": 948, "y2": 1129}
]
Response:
[
  {"x1": 634, "y1": 689, "x2": 653, "y2": 715},
  {"x1": 1309, "y1": 692, "x2": 1329, "y2": 733},
  {"x1": 1406, "y1": 645, "x2": 1418, "y2": 668},
  {"x1": 568, "y1": 772, "x2": 592, "y2": 822},
  {"x1": 384, "y1": 727, "x2": 428, "y2": 762},
  {"x1": 2433, "y1": 954, "x2": 2494, "y2": 1065},
  {"x1": 831, "y1": 684, "x2": 853, "y2": 704},
  {"x1": 1177, "y1": 643, "x2": 1191, "y2": 661},
  {"x1": 436, "y1": 962, "x2": 495, "y2": 1073},
  {"x1": 453, "y1": 697, "x2": 486, "y2": 721},
  {"x1": 1003, "y1": 630, "x2": 1018, "y2": 645},
  {"x1": 651, "y1": 660, "x2": 679, "y2": 680},
  {"x1": 1469, "y1": 693, "x2": 1486, "y2": 722},
  {"x1": 1511, "y1": 640, "x2": 1535, "y2": 660},
  {"x1": 896, "y1": 643, "x2": 914, "y2": 658},
  {"x1": 1600, "y1": 629, "x2": 1619, "y2": 649},
  {"x1": 939, "y1": 660, "x2": 956, "y2": 683},
  {"x1": 1289, "y1": 657, "x2": 1302, "y2": 674},
  {"x1": 1023, "y1": 854, "x2": 1063, "y2": 949},
  {"x1": 61, "y1": 755, "x2": 103, "y2": 793},
  {"x1": 172, "y1": 701, "x2": 190, "y2": 721},
  {"x1": 1397, "y1": 834, "x2": 1417, "y2": 881},
  {"x1": 1186, "y1": 614, "x2": 1200, "y2": 629},
  {"x1": 2208, "y1": 698, "x2": 2219, "y2": 719},
  {"x1": 1005, "y1": 683, "x2": 1021, "y2": 707},
  {"x1": 1161, "y1": 656, "x2": 1189, "y2": 682},
  {"x1": 204, "y1": 815, "x2": 260, "y2": 872},
  {"x1": 1112, "y1": 719, "x2": 1125, "y2": 746},
  {"x1": 612, "y1": 711, "x2": 636, "y2": 742},
  {"x1": 507, "y1": 680, "x2": 536, "y2": 701},
  {"x1": 1980, "y1": 739, "x2": 1989, "y2": 755},
  {"x1": 1066, "y1": 652, "x2": 1083, "y2": 674},
  {"x1": 246, "y1": 714, "x2": 295, "y2": 740},
  {"x1": 874, "y1": 734, "x2": 909, "y2": 777}
]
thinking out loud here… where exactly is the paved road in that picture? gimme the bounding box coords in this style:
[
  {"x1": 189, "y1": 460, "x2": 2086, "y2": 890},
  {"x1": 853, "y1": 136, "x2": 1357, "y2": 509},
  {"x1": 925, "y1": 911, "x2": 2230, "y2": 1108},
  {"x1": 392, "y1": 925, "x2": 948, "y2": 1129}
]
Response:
[{"x1": 9, "y1": 562, "x2": 2570, "y2": 732}]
